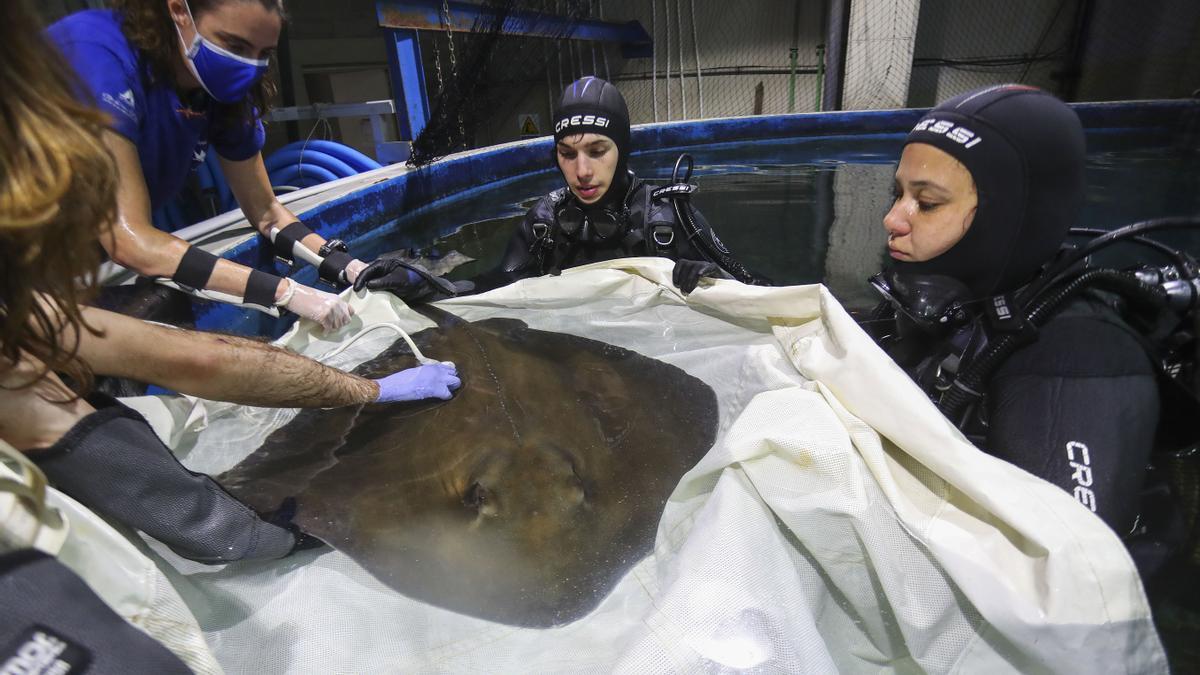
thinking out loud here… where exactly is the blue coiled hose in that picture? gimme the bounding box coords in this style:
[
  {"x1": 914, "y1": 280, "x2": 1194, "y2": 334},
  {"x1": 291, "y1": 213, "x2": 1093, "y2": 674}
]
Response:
[
  {"x1": 277, "y1": 140, "x2": 381, "y2": 174},
  {"x1": 152, "y1": 141, "x2": 383, "y2": 230}
]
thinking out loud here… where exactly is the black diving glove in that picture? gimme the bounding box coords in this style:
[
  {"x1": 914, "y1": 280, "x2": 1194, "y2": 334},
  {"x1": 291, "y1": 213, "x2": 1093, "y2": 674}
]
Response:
[
  {"x1": 672, "y1": 259, "x2": 722, "y2": 294},
  {"x1": 353, "y1": 255, "x2": 474, "y2": 304}
]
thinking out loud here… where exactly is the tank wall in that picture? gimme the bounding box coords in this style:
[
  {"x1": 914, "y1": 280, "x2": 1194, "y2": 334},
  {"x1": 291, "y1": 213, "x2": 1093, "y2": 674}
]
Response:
[{"x1": 199, "y1": 100, "x2": 1195, "y2": 337}]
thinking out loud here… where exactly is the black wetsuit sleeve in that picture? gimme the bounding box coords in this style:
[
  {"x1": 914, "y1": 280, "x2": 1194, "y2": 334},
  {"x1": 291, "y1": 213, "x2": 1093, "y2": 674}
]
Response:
[
  {"x1": 984, "y1": 313, "x2": 1159, "y2": 533},
  {"x1": 470, "y1": 200, "x2": 553, "y2": 293}
]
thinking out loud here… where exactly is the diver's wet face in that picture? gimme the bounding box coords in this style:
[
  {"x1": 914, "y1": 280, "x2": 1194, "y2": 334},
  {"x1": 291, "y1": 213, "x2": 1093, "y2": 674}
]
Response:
[
  {"x1": 884, "y1": 143, "x2": 978, "y2": 263},
  {"x1": 556, "y1": 133, "x2": 619, "y2": 205}
]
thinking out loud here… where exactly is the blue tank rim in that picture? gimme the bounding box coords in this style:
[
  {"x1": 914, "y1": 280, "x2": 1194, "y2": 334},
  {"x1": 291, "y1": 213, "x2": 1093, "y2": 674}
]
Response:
[{"x1": 202, "y1": 99, "x2": 1195, "y2": 336}]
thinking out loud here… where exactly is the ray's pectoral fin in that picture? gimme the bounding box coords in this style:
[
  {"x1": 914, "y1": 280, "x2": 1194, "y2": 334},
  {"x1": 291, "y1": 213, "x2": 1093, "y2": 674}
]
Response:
[{"x1": 216, "y1": 405, "x2": 363, "y2": 515}]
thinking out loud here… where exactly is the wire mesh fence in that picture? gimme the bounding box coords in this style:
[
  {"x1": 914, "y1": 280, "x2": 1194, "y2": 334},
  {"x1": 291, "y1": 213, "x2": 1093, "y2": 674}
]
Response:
[
  {"x1": 905, "y1": 0, "x2": 1082, "y2": 108},
  {"x1": 602, "y1": 0, "x2": 827, "y2": 123},
  {"x1": 406, "y1": 0, "x2": 1198, "y2": 163},
  {"x1": 410, "y1": 0, "x2": 832, "y2": 163},
  {"x1": 31, "y1": 0, "x2": 1200, "y2": 166}
]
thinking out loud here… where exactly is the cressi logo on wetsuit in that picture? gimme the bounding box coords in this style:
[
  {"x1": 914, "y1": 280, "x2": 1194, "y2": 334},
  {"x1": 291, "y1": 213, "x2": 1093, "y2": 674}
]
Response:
[
  {"x1": 910, "y1": 118, "x2": 983, "y2": 148},
  {"x1": 555, "y1": 115, "x2": 611, "y2": 133},
  {"x1": 1066, "y1": 441, "x2": 1098, "y2": 513}
]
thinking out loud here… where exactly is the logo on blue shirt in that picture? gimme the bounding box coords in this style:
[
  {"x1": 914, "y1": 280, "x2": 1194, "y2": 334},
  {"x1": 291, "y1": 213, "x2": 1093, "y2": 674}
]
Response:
[{"x1": 101, "y1": 88, "x2": 138, "y2": 123}]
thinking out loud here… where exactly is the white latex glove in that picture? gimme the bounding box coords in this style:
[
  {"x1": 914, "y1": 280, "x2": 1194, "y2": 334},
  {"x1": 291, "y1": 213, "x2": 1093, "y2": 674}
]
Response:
[
  {"x1": 281, "y1": 282, "x2": 353, "y2": 332},
  {"x1": 344, "y1": 258, "x2": 369, "y2": 285}
]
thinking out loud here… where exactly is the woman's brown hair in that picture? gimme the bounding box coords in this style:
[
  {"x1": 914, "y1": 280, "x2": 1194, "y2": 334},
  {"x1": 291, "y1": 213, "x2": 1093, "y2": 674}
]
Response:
[
  {"x1": 110, "y1": 0, "x2": 285, "y2": 130},
  {"x1": 0, "y1": 0, "x2": 119, "y2": 394}
]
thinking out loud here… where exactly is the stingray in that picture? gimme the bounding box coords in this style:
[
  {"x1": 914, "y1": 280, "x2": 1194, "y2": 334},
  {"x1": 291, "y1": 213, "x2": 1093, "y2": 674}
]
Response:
[{"x1": 218, "y1": 306, "x2": 718, "y2": 627}]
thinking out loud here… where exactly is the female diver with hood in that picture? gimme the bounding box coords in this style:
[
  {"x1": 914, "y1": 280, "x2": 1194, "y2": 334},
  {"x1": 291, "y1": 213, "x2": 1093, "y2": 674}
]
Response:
[
  {"x1": 869, "y1": 84, "x2": 1164, "y2": 540},
  {"x1": 354, "y1": 77, "x2": 769, "y2": 296},
  {"x1": 46, "y1": 1, "x2": 420, "y2": 332}
]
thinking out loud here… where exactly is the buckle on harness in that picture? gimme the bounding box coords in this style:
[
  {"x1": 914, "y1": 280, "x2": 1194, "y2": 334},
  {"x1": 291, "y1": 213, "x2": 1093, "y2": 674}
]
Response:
[
  {"x1": 531, "y1": 221, "x2": 554, "y2": 247},
  {"x1": 652, "y1": 225, "x2": 675, "y2": 247}
]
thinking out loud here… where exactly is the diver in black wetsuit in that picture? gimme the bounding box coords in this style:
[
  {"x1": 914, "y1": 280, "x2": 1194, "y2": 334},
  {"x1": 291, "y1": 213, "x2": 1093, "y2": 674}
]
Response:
[
  {"x1": 356, "y1": 77, "x2": 769, "y2": 297},
  {"x1": 867, "y1": 85, "x2": 1165, "y2": 539}
]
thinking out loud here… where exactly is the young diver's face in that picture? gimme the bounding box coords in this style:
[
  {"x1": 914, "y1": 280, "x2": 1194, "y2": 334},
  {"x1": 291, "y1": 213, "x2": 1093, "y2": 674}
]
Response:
[
  {"x1": 884, "y1": 143, "x2": 978, "y2": 262},
  {"x1": 556, "y1": 133, "x2": 619, "y2": 205},
  {"x1": 168, "y1": 0, "x2": 282, "y2": 84}
]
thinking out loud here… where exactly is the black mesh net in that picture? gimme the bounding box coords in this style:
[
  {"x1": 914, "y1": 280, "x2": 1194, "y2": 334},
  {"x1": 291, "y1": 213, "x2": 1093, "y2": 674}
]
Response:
[{"x1": 408, "y1": 0, "x2": 599, "y2": 166}]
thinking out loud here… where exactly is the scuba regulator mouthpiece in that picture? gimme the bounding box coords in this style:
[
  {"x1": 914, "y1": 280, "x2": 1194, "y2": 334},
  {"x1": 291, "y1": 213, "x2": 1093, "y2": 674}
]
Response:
[{"x1": 870, "y1": 271, "x2": 975, "y2": 336}]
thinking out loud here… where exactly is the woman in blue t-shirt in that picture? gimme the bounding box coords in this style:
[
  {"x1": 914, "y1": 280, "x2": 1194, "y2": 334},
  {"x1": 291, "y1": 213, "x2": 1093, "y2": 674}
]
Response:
[{"x1": 48, "y1": 0, "x2": 396, "y2": 330}]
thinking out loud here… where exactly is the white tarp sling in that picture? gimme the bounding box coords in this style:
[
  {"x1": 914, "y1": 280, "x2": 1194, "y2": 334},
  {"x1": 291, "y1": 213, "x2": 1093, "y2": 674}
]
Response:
[
  {"x1": 117, "y1": 257, "x2": 1163, "y2": 674},
  {"x1": 0, "y1": 442, "x2": 222, "y2": 674}
]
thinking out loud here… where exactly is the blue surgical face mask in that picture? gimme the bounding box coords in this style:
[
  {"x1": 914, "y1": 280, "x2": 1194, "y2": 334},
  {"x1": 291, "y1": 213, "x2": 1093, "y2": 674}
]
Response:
[{"x1": 176, "y1": 1, "x2": 270, "y2": 104}]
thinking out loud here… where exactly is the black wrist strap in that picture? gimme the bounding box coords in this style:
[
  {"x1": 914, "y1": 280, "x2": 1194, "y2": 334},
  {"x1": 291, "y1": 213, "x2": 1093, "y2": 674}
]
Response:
[
  {"x1": 245, "y1": 270, "x2": 282, "y2": 309},
  {"x1": 171, "y1": 246, "x2": 219, "y2": 289},
  {"x1": 272, "y1": 221, "x2": 315, "y2": 262},
  {"x1": 318, "y1": 251, "x2": 354, "y2": 288}
]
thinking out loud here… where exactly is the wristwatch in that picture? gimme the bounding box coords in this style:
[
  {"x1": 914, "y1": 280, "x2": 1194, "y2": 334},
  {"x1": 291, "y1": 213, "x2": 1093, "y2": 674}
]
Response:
[{"x1": 318, "y1": 238, "x2": 349, "y2": 257}]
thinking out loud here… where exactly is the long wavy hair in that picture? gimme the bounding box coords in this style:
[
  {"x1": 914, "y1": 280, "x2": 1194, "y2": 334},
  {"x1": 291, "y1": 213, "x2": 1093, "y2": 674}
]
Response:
[
  {"x1": 110, "y1": 0, "x2": 286, "y2": 129},
  {"x1": 0, "y1": 0, "x2": 119, "y2": 395}
]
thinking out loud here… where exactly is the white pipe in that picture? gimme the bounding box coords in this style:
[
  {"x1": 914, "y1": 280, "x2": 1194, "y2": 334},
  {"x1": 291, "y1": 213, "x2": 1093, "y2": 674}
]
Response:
[
  {"x1": 664, "y1": 0, "x2": 671, "y2": 120},
  {"x1": 315, "y1": 322, "x2": 437, "y2": 366},
  {"x1": 269, "y1": 225, "x2": 324, "y2": 267},
  {"x1": 597, "y1": 0, "x2": 611, "y2": 81},
  {"x1": 154, "y1": 279, "x2": 281, "y2": 318},
  {"x1": 691, "y1": 0, "x2": 704, "y2": 118},
  {"x1": 97, "y1": 166, "x2": 400, "y2": 285},
  {"x1": 651, "y1": 0, "x2": 659, "y2": 122},
  {"x1": 676, "y1": 0, "x2": 686, "y2": 119}
]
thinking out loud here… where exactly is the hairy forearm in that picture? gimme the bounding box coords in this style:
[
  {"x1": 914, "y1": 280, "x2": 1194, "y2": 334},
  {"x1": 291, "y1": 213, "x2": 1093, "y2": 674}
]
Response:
[
  {"x1": 170, "y1": 330, "x2": 380, "y2": 408},
  {"x1": 75, "y1": 307, "x2": 379, "y2": 408}
]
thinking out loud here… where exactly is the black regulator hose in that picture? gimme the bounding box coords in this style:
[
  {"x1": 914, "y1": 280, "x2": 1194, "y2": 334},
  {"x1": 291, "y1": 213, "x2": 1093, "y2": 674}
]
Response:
[
  {"x1": 668, "y1": 153, "x2": 773, "y2": 286},
  {"x1": 1022, "y1": 217, "x2": 1200, "y2": 307},
  {"x1": 939, "y1": 269, "x2": 1169, "y2": 420},
  {"x1": 1068, "y1": 227, "x2": 1193, "y2": 271}
]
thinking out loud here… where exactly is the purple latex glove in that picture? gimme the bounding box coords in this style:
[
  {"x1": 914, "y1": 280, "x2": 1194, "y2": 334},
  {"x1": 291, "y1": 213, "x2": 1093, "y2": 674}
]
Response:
[{"x1": 374, "y1": 362, "x2": 461, "y2": 402}]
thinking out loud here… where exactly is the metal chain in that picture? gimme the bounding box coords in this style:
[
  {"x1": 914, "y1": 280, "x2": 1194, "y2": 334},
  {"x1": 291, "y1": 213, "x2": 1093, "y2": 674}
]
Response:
[
  {"x1": 440, "y1": 0, "x2": 467, "y2": 147},
  {"x1": 432, "y1": 33, "x2": 446, "y2": 96},
  {"x1": 430, "y1": 29, "x2": 449, "y2": 137}
]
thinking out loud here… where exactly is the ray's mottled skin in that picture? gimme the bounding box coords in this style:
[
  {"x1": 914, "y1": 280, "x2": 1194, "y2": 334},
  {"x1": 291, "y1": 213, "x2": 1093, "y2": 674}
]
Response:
[{"x1": 218, "y1": 306, "x2": 718, "y2": 627}]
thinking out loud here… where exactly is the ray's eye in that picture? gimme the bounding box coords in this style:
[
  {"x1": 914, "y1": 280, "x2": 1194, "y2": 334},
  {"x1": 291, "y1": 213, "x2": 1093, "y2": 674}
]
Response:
[{"x1": 463, "y1": 482, "x2": 489, "y2": 510}]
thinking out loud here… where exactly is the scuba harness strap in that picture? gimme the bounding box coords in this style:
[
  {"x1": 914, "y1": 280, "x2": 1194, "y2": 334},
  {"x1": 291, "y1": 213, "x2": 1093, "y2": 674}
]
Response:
[
  {"x1": 531, "y1": 154, "x2": 770, "y2": 284},
  {"x1": 538, "y1": 177, "x2": 640, "y2": 274},
  {"x1": 654, "y1": 154, "x2": 772, "y2": 286},
  {"x1": 874, "y1": 218, "x2": 1200, "y2": 434}
]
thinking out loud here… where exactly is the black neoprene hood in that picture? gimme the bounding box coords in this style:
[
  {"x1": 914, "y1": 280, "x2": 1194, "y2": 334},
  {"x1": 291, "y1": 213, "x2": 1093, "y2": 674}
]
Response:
[
  {"x1": 894, "y1": 84, "x2": 1086, "y2": 298},
  {"x1": 553, "y1": 76, "x2": 631, "y2": 153},
  {"x1": 552, "y1": 77, "x2": 632, "y2": 207}
]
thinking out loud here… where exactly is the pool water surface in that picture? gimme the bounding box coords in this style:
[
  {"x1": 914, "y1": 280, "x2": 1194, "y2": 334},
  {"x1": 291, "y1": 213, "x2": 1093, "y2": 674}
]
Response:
[{"x1": 350, "y1": 133, "x2": 1200, "y2": 309}]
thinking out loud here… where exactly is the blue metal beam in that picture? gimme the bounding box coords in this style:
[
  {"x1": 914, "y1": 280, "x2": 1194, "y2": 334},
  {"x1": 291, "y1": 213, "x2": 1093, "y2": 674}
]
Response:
[
  {"x1": 384, "y1": 28, "x2": 430, "y2": 141},
  {"x1": 376, "y1": 1, "x2": 652, "y2": 56}
]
